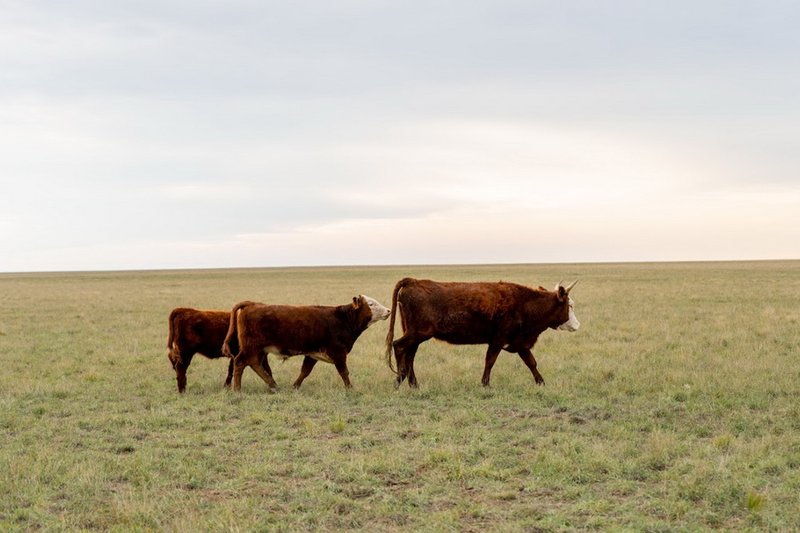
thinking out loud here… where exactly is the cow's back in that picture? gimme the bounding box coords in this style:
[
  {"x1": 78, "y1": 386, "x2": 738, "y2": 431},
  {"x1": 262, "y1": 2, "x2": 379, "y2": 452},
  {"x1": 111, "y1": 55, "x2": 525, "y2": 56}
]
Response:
[{"x1": 398, "y1": 279, "x2": 525, "y2": 344}]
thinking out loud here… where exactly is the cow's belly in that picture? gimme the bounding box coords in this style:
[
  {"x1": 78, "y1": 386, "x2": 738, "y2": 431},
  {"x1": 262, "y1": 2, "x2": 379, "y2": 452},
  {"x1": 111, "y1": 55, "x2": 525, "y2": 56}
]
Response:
[
  {"x1": 263, "y1": 345, "x2": 334, "y2": 364},
  {"x1": 306, "y1": 352, "x2": 334, "y2": 364},
  {"x1": 431, "y1": 313, "x2": 494, "y2": 345},
  {"x1": 434, "y1": 332, "x2": 491, "y2": 345}
]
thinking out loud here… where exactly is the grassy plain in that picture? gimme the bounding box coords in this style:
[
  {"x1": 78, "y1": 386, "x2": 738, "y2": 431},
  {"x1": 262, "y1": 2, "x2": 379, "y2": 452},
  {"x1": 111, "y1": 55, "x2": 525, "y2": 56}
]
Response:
[{"x1": 0, "y1": 261, "x2": 798, "y2": 531}]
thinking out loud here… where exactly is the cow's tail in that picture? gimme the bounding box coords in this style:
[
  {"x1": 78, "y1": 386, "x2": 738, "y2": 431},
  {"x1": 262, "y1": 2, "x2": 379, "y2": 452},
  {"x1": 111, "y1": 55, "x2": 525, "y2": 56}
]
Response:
[
  {"x1": 384, "y1": 278, "x2": 412, "y2": 374},
  {"x1": 222, "y1": 301, "x2": 258, "y2": 358},
  {"x1": 167, "y1": 308, "x2": 180, "y2": 352}
]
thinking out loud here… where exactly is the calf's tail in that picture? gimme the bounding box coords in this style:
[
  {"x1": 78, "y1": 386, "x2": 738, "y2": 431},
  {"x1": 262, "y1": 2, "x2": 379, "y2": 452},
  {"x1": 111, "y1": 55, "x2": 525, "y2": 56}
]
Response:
[
  {"x1": 222, "y1": 301, "x2": 258, "y2": 358},
  {"x1": 384, "y1": 278, "x2": 412, "y2": 374},
  {"x1": 167, "y1": 308, "x2": 179, "y2": 352}
]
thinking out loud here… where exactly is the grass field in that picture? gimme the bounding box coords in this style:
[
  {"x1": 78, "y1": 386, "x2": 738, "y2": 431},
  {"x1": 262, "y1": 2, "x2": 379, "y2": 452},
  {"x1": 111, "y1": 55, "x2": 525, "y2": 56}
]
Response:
[{"x1": 1, "y1": 261, "x2": 798, "y2": 531}]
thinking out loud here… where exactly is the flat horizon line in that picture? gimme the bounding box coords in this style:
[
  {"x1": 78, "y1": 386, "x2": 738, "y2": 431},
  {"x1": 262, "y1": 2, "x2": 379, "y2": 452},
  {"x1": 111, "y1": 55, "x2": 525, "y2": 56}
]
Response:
[{"x1": 1, "y1": 257, "x2": 798, "y2": 277}]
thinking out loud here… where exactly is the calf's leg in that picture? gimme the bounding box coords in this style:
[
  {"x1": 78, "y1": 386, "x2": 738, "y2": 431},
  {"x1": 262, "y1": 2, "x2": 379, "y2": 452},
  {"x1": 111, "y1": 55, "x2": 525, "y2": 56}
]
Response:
[
  {"x1": 233, "y1": 349, "x2": 277, "y2": 392},
  {"x1": 175, "y1": 362, "x2": 188, "y2": 393},
  {"x1": 171, "y1": 351, "x2": 193, "y2": 393},
  {"x1": 333, "y1": 353, "x2": 352, "y2": 388},
  {"x1": 250, "y1": 353, "x2": 278, "y2": 392},
  {"x1": 232, "y1": 354, "x2": 247, "y2": 391},
  {"x1": 223, "y1": 358, "x2": 234, "y2": 388}
]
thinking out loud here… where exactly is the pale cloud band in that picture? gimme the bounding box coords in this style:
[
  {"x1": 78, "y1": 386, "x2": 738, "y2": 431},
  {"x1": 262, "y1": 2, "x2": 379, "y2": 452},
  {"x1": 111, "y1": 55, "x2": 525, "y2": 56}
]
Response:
[{"x1": 1, "y1": 2, "x2": 798, "y2": 271}]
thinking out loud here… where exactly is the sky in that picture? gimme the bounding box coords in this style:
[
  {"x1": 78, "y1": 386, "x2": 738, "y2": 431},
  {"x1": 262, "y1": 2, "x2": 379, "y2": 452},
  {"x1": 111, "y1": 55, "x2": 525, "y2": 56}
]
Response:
[{"x1": 2, "y1": 1, "x2": 798, "y2": 272}]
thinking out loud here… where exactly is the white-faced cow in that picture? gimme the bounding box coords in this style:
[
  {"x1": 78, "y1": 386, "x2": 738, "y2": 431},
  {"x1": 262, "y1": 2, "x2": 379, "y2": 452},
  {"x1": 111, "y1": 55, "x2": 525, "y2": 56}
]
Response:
[
  {"x1": 167, "y1": 307, "x2": 237, "y2": 393},
  {"x1": 222, "y1": 295, "x2": 390, "y2": 391},
  {"x1": 384, "y1": 278, "x2": 580, "y2": 388}
]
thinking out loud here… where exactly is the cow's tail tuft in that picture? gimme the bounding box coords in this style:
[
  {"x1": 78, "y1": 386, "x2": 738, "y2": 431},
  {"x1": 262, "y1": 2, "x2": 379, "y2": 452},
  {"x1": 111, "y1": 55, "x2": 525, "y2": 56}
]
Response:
[
  {"x1": 222, "y1": 301, "x2": 258, "y2": 358},
  {"x1": 384, "y1": 278, "x2": 411, "y2": 374}
]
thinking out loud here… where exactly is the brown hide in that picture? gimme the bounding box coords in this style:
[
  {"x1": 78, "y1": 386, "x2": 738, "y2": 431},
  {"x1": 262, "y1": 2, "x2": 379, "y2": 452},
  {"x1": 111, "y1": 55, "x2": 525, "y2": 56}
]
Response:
[
  {"x1": 167, "y1": 308, "x2": 237, "y2": 393},
  {"x1": 385, "y1": 278, "x2": 575, "y2": 388},
  {"x1": 224, "y1": 296, "x2": 375, "y2": 391}
]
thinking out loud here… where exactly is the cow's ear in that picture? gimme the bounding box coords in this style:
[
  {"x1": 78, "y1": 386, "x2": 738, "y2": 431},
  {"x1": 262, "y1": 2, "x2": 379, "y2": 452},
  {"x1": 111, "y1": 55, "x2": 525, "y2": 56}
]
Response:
[
  {"x1": 352, "y1": 296, "x2": 359, "y2": 308},
  {"x1": 557, "y1": 286, "x2": 568, "y2": 300}
]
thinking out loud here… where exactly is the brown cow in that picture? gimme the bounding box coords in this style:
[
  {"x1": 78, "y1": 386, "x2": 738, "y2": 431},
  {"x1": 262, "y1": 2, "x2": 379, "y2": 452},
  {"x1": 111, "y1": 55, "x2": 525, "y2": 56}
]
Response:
[
  {"x1": 384, "y1": 278, "x2": 580, "y2": 388},
  {"x1": 222, "y1": 295, "x2": 390, "y2": 391},
  {"x1": 167, "y1": 308, "x2": 237, "y2": 393}
]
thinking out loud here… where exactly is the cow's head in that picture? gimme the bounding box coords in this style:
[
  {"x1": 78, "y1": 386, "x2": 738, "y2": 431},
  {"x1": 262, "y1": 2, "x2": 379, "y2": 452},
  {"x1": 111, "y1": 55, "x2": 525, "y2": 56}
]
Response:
[
  {"x1": 554, "y1": 280, "x2": 580, "y2": 332},
  {"x1": 359, "y1": 294, "x2": 390, "y2": 325}
]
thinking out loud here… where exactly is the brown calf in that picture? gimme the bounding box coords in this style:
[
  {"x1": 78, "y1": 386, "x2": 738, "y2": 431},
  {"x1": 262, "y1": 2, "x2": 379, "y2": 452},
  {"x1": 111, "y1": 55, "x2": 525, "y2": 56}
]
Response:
[
  {"x1": 167, "y1": 308, "x2": 236, "y2": 393},
  {"x1": 385, "y1": 278, "x2": 580, "y2": 388},
  {"x1": 222, "y1": 295, "x2": 389, "y2": 391}
]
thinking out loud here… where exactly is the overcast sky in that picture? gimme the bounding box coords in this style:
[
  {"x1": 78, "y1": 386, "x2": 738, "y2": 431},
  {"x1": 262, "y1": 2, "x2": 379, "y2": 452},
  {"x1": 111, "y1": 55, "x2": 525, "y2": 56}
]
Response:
[{"x1": 2, "y1": 1, "x2": 798, "y2": 272}]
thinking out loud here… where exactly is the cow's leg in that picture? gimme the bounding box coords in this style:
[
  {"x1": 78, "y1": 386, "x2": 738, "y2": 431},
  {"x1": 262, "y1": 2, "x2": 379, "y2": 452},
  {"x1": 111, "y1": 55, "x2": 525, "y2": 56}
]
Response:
[
  {"x1": 223, "y1": 358, "x2": 234, "y2": 388},
  {"x1": 393, "y1": 334, "x2": 425, "y2": 388},
  {"x1": 394, "y1": 347, "x2": 405, "y2": 388},
  {"x1": 405, "y1": 343, "x2": 420, "y2": 388},
  {"x1": 481, "y1": 345, "x2": 503, "y2": 387},
  {"x1": 392, "y1": 340, "x2": 406, "y2": 387},
  {"x1": 517, "y1": 348, "x2": 545, "y2": 385},
  {"x1": 393, "y1": 342, "x2": 407, "y2": 388},
  {"x1": 293, "y1": 356, "x2": 318, "y2": 389},
  {"x1": 392, "y1": 338, "x2": 409, "y2": 387},
  {"x1": 333, "y1": 353, "x2": 352, "y2": 389}
]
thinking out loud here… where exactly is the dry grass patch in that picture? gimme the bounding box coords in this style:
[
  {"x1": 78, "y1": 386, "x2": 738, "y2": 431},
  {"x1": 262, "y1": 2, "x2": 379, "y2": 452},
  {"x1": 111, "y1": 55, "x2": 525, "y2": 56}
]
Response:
[{"x1": 1, "y1": 261, "x2": 798, "y2": 530}]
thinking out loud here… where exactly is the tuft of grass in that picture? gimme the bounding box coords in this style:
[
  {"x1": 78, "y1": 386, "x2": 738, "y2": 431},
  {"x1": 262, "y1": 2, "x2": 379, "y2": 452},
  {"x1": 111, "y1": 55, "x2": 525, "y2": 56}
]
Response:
[
  {"x1": 713, "y1": 433, "x2": 734, "y2": 451},
  {"x1": 746, "y1": 490, "x2": 765, "y2": 512},
  {"x1": 330, "y1": 417, "x2": 347, "y2": 434}
]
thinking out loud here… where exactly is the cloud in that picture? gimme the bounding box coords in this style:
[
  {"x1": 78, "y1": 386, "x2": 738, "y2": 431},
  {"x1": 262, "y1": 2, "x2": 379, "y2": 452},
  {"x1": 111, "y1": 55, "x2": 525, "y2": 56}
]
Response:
[
  {"x1": 158, "y1": 183, "x2": 250, "y2": 200},
  {"x1": 1, "y1": 1, "x2": 799, "y2": 271}
]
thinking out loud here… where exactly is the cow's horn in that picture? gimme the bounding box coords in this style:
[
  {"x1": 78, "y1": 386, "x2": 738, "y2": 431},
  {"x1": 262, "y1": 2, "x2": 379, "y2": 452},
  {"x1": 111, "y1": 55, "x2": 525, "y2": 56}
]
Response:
[{"x1": 565, "y1": 280, "x2": 578, "y2": 293}]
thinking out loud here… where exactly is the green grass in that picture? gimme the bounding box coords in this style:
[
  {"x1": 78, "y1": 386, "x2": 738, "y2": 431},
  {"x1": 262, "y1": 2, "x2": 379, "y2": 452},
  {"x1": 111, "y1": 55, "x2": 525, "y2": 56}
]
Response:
[{"x1": 1, "y1": 261, "x2": 798, "y2": 531}]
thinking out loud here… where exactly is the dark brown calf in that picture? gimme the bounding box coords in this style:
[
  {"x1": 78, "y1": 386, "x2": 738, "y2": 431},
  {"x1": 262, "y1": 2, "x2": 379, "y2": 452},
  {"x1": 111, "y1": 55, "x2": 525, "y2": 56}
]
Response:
[
  {"x1": 166, "y1": 308, "x2": 237, "y2": 393},
  {"x1": 222, "y1": 295, "x2": 389, "y2": 391},
  {"x1": 385, "y1": 278, "x2": 580, "y2": 388}
]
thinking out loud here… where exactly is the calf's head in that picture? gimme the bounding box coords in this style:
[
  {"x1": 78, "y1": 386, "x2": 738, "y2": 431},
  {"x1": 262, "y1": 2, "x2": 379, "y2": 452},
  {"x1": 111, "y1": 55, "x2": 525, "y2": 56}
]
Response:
[
  {"x1": 360, "y1": 294, "x2": 390, "y2": 325},
  {"x1": 554, "y1": 280, "x2": 581, "y2": 332}
]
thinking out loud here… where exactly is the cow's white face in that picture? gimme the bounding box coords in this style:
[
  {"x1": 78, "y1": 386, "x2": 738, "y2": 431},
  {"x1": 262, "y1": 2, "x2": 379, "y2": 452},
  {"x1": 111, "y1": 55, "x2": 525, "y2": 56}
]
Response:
[
  {"x1": 557, "y1": 297, "x2": 581, "y2": 332},
  {"x1": 362, "y1": 295, "x2": 390, "y2": 325}
]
